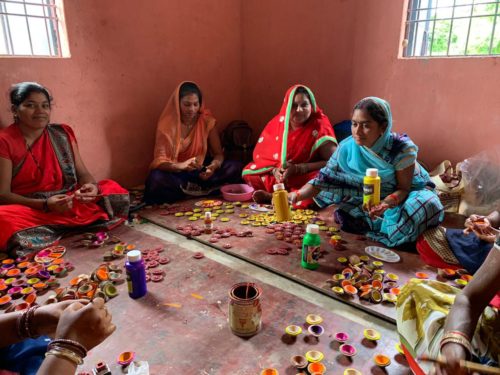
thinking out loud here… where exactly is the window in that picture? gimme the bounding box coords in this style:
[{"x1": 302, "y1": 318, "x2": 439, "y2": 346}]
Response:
[
  {"x1": 0, "y1": 0, "x2": 69, "y2": 57},
  {"x1": 403, "y1": 0, "x2": 500, "y2": 57}
]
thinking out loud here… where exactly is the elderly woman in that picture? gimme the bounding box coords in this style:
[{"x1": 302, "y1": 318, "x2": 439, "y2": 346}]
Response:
[
  {"x1": 397, "y1": 237, "x2": 499, "y2": 375},
  {"x1": 145, "y1": 81, "x2": 242, "y2": 204},
  {"x1": 290, "y1": 97, "x2": 443, "y2": 247},
  {"x1": 0, "y1": 82, "x2": 129, "y2": 254},
  {"x1": 242, "y1": 84, "x2": 337, "y2": 208}
]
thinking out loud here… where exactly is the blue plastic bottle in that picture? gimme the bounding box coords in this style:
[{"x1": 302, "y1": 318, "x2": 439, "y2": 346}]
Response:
[{"x1": 125, "y1": 250, "x2": 147, "y2": 299}]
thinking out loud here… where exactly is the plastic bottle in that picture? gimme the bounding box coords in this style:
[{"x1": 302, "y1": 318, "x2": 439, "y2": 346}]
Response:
[
  {"x1": 204, "y1": 211, "x2": 213, "y2": 234},
  {"x1": 363, "y1": 168, "x2": 381, "y2": 206},
  {"x1": 301, "y1": 224, "x2": 321, "y2": 270},
  {"x1": 272, "y1": 183, "x2": 291, "y2": 222},
  {"x1": 125, "y1": 250, "x2": 147, "y2": 299}
]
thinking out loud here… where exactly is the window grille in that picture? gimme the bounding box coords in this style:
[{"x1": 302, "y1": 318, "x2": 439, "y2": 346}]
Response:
[
  {"x1": 0, "y1": 0, "x2": 69, "y2": 57},
  {"x1": 404, "y1": 0, "x2": 500, "y2": 57}
]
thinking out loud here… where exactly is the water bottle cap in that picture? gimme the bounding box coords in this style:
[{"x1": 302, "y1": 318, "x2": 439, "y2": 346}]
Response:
[
  {"x1": 366, "y1": 168, "x2": 379, "y2": 177},
  {"x1": 127, "y1": 250, "x2": 142, "y2": 262},
  {"x1": 306, "y1": 223, "x2": 320, "y2": 234},
  {"x1": 205, "y1": 211, "x2": 212, "y2": 218},
  {"x1": 273, "y1": 183, "x2": 285, "y2": 191}
]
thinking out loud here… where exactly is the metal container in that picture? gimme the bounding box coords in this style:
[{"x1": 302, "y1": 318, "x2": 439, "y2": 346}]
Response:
[{"x1": 228, "y1": 282, "x2": 262, "y2": 337}]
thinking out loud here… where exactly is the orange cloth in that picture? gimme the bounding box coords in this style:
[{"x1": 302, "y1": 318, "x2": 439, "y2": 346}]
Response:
[{"x1": 150, "y1": 81, "x2": 216, "y2": 169}]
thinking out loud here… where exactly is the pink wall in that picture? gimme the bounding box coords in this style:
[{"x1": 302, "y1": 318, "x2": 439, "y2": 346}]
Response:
[
  {"x1": 240, "y1": 0, "x2": 356, "y2": 138},
  {"x1": 349, "y1": 0, "x2": 500, "y2": 169},
  {"x1": 0, "y1": 0, "x2": 242, "y2": 187}
]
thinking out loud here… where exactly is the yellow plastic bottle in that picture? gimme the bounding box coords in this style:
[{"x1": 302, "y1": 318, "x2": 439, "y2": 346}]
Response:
[
  {"x1": 272, "y1": 183, "x2": 291, "y2": 222},
  {"x1": 363, "y1": 168, "x2": 381, "y2": 206}
]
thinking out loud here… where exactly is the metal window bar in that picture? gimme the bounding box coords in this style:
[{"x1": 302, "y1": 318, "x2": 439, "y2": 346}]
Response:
[
  {"x1": 0, "y1": 0, "x2": 62, "y2": 57},
  {"x1": 405, "y1": 0, "x2": 500, "y2": 57}
]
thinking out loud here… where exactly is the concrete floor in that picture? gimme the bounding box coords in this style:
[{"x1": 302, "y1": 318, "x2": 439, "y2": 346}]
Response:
[{"x1": 134, "y1": 221, "x2": 399, "y2": 340}]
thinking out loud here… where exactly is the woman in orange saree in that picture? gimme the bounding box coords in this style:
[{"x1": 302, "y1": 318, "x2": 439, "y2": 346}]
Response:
[{"x1": 0, "y1": 82, "x2": 129, "y2": 255}]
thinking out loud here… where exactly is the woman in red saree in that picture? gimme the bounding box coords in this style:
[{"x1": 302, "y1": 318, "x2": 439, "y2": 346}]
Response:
[
  {"x1": 0, "y1": 82, "x2": 129, "y2": 254},
  {"x1": 242, "y1": 84, "x2": 336, "y2": 207}
]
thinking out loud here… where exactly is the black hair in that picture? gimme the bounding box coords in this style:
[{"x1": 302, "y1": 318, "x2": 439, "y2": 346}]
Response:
[
  {"x1": 10, "y1": 82, "x2": 52, "y2": 107},
  {"x1": 353, "y1": 98, "x2": 388, "y2": 127},
  {"x1": 179, "y1": 82, "x2": 202, "y2": 106},
  {"x1": 294, "y1": 86, "x2": 312, "y2": 104}
]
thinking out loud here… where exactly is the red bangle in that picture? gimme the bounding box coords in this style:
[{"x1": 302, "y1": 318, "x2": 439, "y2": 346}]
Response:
[
  {"x1": 446, "y1": 330, "x2": 470, "y2": 341},
  {"x1": 387, "y1": 193, "x2": 399, "y2": 205}
]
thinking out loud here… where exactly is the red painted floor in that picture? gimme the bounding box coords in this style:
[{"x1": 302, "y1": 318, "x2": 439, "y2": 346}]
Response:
[
  {"x1": 55, "y1": 225, "x2": 410, "y2": 374},
  {"x1": 139, "y1": 200, "x2": 442, "y2": 323}
]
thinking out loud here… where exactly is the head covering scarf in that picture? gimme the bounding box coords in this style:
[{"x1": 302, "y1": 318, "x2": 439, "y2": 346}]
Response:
[
  {"x1": 242, "y1": 84, "x2": 336, "y2": 176},
  {"x1": 150, "y1": 81, "x2": 216, "y2": 169}
]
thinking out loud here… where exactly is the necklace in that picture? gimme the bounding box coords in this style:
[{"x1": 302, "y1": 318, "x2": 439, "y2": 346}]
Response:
[{"x1": 26, "y1": 142, "x2": 43, "y2": 174}]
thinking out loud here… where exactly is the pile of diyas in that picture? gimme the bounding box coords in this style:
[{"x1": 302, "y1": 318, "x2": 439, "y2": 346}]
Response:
[
  {"x1": 327, "y1": 254, "x2": 399, "y2": 304},
  {"x1": 0, "y1": 247, "x2": 74, "y2": 312}
]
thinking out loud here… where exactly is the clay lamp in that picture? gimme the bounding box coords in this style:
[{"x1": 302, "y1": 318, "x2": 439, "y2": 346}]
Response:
[
  {"x1": 21, "y1": 287, "x2": 35, "y2": 296},
  {"x1": 456, "y1": 269, "x2": 469, "y2": 277},
  {"x1": 455, "y1": 279, "x2": 468, "y2": 288},
  {"x1": 14, "y1": 302, "x2": 30, "y2": 311},
  {"x1": 37, "y1": 270, "x2": 51, "y2": 280},
  {"x1": 331, "y1": 286, "x2": 344, "y2": 295},
  {"x1": 389, "y1": 287, "x2": 401, "y2": 296},
  {"x1": 24, "y1": 267, "x2": 39, "y2": 277},
  {"x1": 395, "y1": 342, "x2": 405, "y2": 354},
  {"x1": 415, "y1": 272, "x2": 429, "y2": 279},
  {"x1": 341, "y1": 268, "x2": 353, "y2": 279},
  {"x1": 12, "y1": 279, "x2": 26, "y2": 288},
  {"x1": 33, "y1": 282, "x2": 47, "y2": 291},
  {"x1": 343, "y1": 369, "x2": 362, "y2": 375},
  {"x1": 438, "y1": 268, "x2": 456, "y2": 278},
  {"x1": 0, "y1": 295, "x2": 12, "y2": 308},
  {"x1": 371, "y1": 273, "x2": 384, "y2": 282},
  {"x1": 372, "y1": 260, "x2": 384, "y2": 268},
  {"x1": 348, "y1": 255, "x2": 361, "y2": 266},
  {"x1": 359, "y1": 255, "x2": 370, "y2": 263},
  {"x1": 331, "y1": 274, "x2": 345, "y2": 286},
  {"x1": 370, "y1": 290, "x2": 383, "y2": 304},
  {"x1": 95, "y1": 268, "x2": 109, "y2": 282},
  {"x1": 260, "y1": 369, "x2": 278, "y2": 375},
  {"x1": 371, "y1": 280, "x2": 383, "y2": 290},
  {"x1": 339, "y1": 344, "x2": 357, "y2": 357},
  {"x1": 305, "y1": 350, "x2": 324, "y2": 363},
  {"x1": 51, "y1": 258, "x2": 64, "y2": 265},
  {"x1": 359, "y1": 289, "x2": 371, "y2": 300},
  {"x1": 78, "y1": 284, "x2": 94, "y2": 297},
  {"x1": 384, "y1": 281, "x2": 398, "y2": 291},
  {"x1": 108, "y1": 272, "x2": 123, "y2": 283},
  {"x1": 16, "y1": 261, "x2": 30, "y2": 270},
  {"x1": 108, "y1": 264, "x2": 121, "y2": 272},
  {"x1": 103, "y1": 283, "x2": 118, "y2": 298},
  {"x1": 383, "y1": 293, "x2": 398, "y2": 303},
  {"x1": 46, "y1": 278, "x2": 60, "y2": 288},
  {"x1": 337, "y1": 257, "x2": 348, "y2": 265},
  {"x1": 285, "y1": 325, "x2": 303, "y2": 336},
  {"x1": 93, "y1": 289, "x2": 108, "y2": 302},
  {"x1": 23, "y1": 293, "x2": 37, "y2": 305},
  {"x1": 46, "y1": 265, "x2": 59, "y2": 274},
  {"x1": 343, "y1": 285, "x2": 358, "y2": 296},
  {"x1": 27, "y1": 277, "x2": 41, "y2": 286},
  {"x1": 307, "y1": 362, "x2": 326, "y2": 374},
  {"x1": 386, "y1": 273, "x2": 399, "y2": 282},
  {"x1": 4, "y1": 278, "x2": 16, "y2": 286},
  {"x1": 2, "y1": 258, "x2": 15, "y2": 265},
  {"x1": 307, "y1": 324, "x2": 324, "y2": 338},
  {"x1": 61, "y1": 290, "x2": 77, "y2": 301},
  {"x1": 2, "y1": 263, "x2": 15, "y2": 270},
  {"x1": 117, "y1": 351, "x2": 135, "y2": 366},
  {"x1": 126, "y1": 244, "x2": 136, "y2": 251},
  {"x1": 45, "y1": 295, "x2": 58, "y2": 304},
  {"x1": 461, "y1": 274, "x2": 473, "y2": 282},
  {"x1": 334, "y1": 332, "x2": 349, "y2": 343},
  {"x1": 374, "y1": 354, "x2": 391, "y2": 367},
  {"x1": 305, "y1": 314, "x2": 323, "y2": 325},
  {"x1": 7, "y1": 286, "x2": 22, "y2": 298},
  {"x1": 0, "y1": 284, "x2": 7, "y2": 295},
  {"x1": 374, "y1": 269, "x2": 386, "y2": 275},
  {"x1": 290, "y1": 355, "x2": 308, "y2": 369},
  {"x1": 96, "y1": 232, "x2": 109, "y2": 241},
  {"x1": 341, "y1": 279, "x2": 353, "y2": 288},
  {"x1": 363, "y1": 328, "x2": 381, "y2": 341}
]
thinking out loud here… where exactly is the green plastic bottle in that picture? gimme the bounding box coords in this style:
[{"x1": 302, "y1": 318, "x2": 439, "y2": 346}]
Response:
[{"x1": 301, "y1": 224, "x2": 321, "y2": 270}]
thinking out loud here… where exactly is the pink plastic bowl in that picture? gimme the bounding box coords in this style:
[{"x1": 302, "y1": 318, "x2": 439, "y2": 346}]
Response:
[{"x1": 220, "y1": 184, "x2": 254, "y2": 202}]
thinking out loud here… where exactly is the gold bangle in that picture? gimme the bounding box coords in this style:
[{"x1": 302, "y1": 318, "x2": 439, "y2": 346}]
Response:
[
  {"x1": 45, "y1": 347, "x2": 83, "y2": 366},
  {"x1": 440, "y1": 333, "x2": 472, "y2": 359}
]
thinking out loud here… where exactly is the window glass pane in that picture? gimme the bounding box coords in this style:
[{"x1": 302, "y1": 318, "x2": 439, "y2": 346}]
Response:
[
  {"x1": 455, "y1": 0, "x2": 474, "y2": 5},
  {"x1": 26, "y1": 4, "x2": 45, "y2": 17},
  {"x1": 455, "y1": 4, "x2": 473, "y2": 16},
  {"x1": 492, "y1": 16, "x2": 500, "y2": 53},
  {"x1": 5, "y1": 2, "x2": 24, "y2": 14},
  {"x1": 29, "y1": 17, "x2": 50, "y2": 55},
  {"x1": 431, "y1": 19, "x2": 452, "y2": 54},
  {"x1": 436, "y1": 1, "x2": 454, "y2": 19},
  {"x1": 466, "y1": 15, "x2": 494, "y2": 53},
  {"x1": 472, "y1": 3, "x2": 496, "y2": 16},
  {"x1": 449, "y1": 18, "x2": 470, "y2": 54},
  {"x1": 8, "y1": 15, "x2": 31, "y2": 55}
]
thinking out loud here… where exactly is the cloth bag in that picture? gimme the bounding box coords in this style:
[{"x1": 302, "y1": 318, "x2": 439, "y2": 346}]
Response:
[{"x1": 429, "y1": 160, "x2": 464, "y2": 213}]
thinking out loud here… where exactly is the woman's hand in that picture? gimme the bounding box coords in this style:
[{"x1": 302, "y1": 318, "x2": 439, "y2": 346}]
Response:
[
  {"x1": 272, "y1": 167, "x2": 284, "y2": 183},
  {"x1": 288, "y1": 191, "x2": 298, "y2": 204},
  {"x1": 47, "y1": 194, "x2": 73, "y2": 213},
  {"x1": 74, "y1": 183, "x2": 99, "y2": 203},
  {"x1": 179, "y1": 157, "x2": 201, "y2": 172},
  {"x1": 430, "y1": 343, "x2": 469, "y2": 375},
  {"x1": 365, "y1": 201, "x2": 391, "y2": 219},
  {"x1": 282, "y1": 162, "x2": 300, "y2": 184},
  {"x1": 464, "y1": 215, "x2": 496, "y2": 242},
  {"x1": 54, "y1": 298, "x2": 115, "y2": 351},
  {"x1": 199, "y1": 165, "x2": 215, "y2": 181},
  {"x1": 32, "y1": 300, "x2": 89, "y2": 337}
]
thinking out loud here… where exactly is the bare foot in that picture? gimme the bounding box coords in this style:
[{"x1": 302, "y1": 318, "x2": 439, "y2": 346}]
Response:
[{"x1": 252, "y1": 190, "x2": 272, "y2": 204}]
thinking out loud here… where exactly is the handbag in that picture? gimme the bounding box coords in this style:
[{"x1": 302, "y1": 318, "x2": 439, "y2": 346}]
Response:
[{"x1": 429, "y1": 160, "x2": 464, "y2": 213}]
